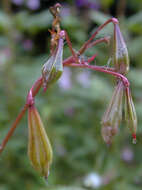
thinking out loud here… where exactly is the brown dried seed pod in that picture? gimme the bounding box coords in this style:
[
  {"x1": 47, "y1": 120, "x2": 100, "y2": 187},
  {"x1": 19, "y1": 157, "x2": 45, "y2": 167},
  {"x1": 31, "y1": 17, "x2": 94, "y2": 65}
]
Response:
[{"x1": 101, "y1": 81, "x2": 124, "y2": 144}]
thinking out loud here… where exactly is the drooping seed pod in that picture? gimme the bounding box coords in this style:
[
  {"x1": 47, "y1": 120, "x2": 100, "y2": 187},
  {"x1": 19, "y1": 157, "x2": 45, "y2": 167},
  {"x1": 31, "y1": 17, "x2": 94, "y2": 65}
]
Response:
[
  {"x1": 101, "y1": 81, "x2": 124, "y2": 144},
  {"x1": 42, "y1": 31, "x2": 65, "y2": 91},
  {"x1": 28, "y1": 105, "x2": 53, "y2": 178},
  {"x1": 113, "y1": 23, "x2": 129, "y2": 74},
  {"x1": 124, "y1": 88, "x2": 137, "y2": 144}
]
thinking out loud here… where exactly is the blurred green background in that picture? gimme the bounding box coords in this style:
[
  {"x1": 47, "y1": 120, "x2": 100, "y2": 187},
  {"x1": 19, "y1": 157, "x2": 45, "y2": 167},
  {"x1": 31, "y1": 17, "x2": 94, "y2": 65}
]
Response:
[{"x1": 0, "y1": 0, "x2": 142, "y2": 189}]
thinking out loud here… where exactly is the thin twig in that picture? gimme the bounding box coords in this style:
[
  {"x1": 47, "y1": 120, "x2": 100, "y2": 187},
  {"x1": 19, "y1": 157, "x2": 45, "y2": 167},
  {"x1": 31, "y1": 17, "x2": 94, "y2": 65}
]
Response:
[
  {"x1": 64, "y1": 62, "x2": 129, "y2": 87},
  {"x1": 79, "y1": 18, "x2": 118, "y2": 55},
  {"x1": 65, "y1": 31, "x2": 79, "y2": 63},
  {"x1": 87, "y1": 36, "x2": 110, "y2": 49},
  {"x1": 0, "y1": 77, "x2": 43, "y2": 154}
]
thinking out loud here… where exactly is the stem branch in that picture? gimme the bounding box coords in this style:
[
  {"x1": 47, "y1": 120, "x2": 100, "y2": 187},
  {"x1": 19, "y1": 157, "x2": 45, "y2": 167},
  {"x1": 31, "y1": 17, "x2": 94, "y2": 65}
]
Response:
[
  {"x1": 64, "y1": 62, "x2": 129, "y2": 87},
  {"x1": 79, "y1": 18, "x2": 118, "y2": 54}
]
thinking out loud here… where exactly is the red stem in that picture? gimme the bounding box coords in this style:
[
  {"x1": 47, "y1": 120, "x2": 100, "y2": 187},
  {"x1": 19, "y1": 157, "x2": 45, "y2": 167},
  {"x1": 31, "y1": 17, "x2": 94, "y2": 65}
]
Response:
[
  {"x1": 87, "y1": 54, "x2": 98, "y2": 63},
  {"x1": 64, "y1": 62, "x2": 129, "y2": 87},
  {"x1": 65, "y1": 31, "x2": 79, "y2": 63},
  {"x1": 79, "y1": 18, "x2": 118, "y2": 54},
  {"x1": 64, "y1": 28, "x2": 113, "y2": 65},
  {"x1": 87, "y1": 36, "x2": 110, "y2": 49},
  {"x1": 0, "y1": 77, "x2": 43, "y2": 154}
]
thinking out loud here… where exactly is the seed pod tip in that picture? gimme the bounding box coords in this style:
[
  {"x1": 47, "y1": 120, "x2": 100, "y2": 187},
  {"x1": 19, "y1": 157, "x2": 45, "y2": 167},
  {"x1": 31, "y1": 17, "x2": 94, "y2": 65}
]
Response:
[{"x1": 132, "y1": 133, "x2": 137, "y2": 144}]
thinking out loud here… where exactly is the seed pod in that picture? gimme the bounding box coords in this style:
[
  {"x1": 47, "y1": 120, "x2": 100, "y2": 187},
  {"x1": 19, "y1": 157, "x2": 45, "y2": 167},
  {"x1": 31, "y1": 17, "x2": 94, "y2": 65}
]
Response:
[
  {"x1": 113, "y1": 23, "x2": 129, "y2": 74},
  {"x1": 28, "y1": 106, "x2": 53, "y2": 178},
  {"x1": 101, "y1": 81, "x2": 124, "y2": 144},
  {"x1": 124, "y1": 88, "x2": 137, "y2": 144},
  {"x1": 42, "y1": 32, "x2": 64, "y2": 91}
]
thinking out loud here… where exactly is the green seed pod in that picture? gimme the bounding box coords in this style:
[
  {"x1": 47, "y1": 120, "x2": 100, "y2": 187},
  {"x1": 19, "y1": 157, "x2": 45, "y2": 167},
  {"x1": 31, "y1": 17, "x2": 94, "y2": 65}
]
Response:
[
  {"x1": 124, "y1": 89, "x2": 137, "y2": 143},
  {"x1": 101, "y1": 81, "x2": 124, "y2": 144},
  {"x1": 28, "y1": 106, "x2": 53, "y2": 178},
  {"x1": 42, "y1": 33, "x2": 64, "y2": 91},
  {"x1": 113, "y1": 23, "x2": 129, "y2": 74}
]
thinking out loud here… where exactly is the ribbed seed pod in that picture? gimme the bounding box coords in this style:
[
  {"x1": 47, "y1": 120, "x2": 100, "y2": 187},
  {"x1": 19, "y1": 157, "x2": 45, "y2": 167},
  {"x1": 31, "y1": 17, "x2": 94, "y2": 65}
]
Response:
[
  {"x1": 101, "y1": 81, "x2": 124, "y2": 144},
  {"x1": 42, "y1": 34, "x2": 64, "y2": 91},
  {"x1": 124, "y1": 89, "x2": 137, "y2": 144},
  {"x1": 28, "y1": 106, "x2": 53, "y2": 178},
  {"x1": 113, "y1": 23, "x2": 129, "y2": 74}
]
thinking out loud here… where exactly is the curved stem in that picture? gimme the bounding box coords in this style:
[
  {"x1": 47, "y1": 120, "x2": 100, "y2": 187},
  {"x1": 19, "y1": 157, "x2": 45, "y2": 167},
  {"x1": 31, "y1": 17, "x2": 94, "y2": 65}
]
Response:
[
  {"x1": 0, "y1": 77, "x2": 43, "y2": 154},
  {"x1": 79, "y1": 18, "x2": 118, "y2": 55},
  {"x1": 87, "y1": 36, "x2": 110, "y2": 49},
  {"x1": 65, "y1": 31, "x2": 79, "y2": 63},
  {"x1": 63, "y1": 55, "x2": 115, "y2": 72},
  {"x1": 64, "y1": 63, "x2": 129, "y2": 87},
  {"x1": 0, "y1": 104, "x2": 28, "y2": 154}
]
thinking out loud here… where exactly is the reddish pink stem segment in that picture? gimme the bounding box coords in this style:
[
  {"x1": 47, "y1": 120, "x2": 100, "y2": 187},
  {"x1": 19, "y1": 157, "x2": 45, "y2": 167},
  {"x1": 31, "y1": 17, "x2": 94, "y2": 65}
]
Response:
[
  {"x1": 0, "y1": 104, "x2": 28, "y2": 153},
  {"x1": 87, "y1": 36, "x2": 110, "y2": 49},
  {"x1": 0, "y1": 77, "x2": 43, "y2": 154},
  {"x1": 79, "y1": 18, "x2": 118, "y2": 54},
  {"x1": 87, "y1": 54, "x2": 98, "y2": 63},
  {"x1": 65, "y1": 31, "x2": 79, "y2": 63},
  {"x1": 64, "y1": 62, "x2": 129, "y2": 88}
]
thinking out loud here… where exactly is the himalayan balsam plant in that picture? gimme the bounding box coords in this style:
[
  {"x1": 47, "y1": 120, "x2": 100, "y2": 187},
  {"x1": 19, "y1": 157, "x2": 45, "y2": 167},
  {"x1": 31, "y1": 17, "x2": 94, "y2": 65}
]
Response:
[{"x1": 0, "y1": 3, "x2": 137, "y2": 180}]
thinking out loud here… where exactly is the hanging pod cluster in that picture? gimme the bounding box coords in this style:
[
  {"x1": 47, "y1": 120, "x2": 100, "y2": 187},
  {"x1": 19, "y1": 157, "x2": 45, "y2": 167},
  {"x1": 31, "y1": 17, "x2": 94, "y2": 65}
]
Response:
[{"x1": 101, "y1": 21, "x2": 137, "y2": 144}]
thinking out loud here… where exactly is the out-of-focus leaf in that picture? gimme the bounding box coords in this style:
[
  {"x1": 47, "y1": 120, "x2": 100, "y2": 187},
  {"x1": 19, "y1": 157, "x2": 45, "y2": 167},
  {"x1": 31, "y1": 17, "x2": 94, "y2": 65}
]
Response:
[
  {"x1": 128, "y1": 69, "x2": 142, "y2": 87},
  {"x1": 42, "y1": 187, "x2": 87, "y2": 190},
  {"x1": 128, "y1": 37, "x2": 142, "y2": 58},
  {"x1": 15, "y1": 10, "x2": 52, "y2": 33},
  {"x1": 62, "y1": 15, "x2": 82, "y2": 28},
  {"x1": 90, "y1": 11, "x2": 110, "y2": 25},
  {"x1": 0, "y1": 12, "x2": 12, "y2": 31},
  {"x1": 101, "y1": 0, "x2": 114, "y2": 8},
  {"x1": 127, "y1": 12, "x2": 142, "y2": 34}
]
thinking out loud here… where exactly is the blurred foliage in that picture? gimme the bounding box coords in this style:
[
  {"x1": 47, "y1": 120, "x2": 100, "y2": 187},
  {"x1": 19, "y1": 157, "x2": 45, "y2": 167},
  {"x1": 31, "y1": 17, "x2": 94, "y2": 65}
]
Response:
[{"x1": 0, "y1": 0, "x2": 142, "y2": 190}]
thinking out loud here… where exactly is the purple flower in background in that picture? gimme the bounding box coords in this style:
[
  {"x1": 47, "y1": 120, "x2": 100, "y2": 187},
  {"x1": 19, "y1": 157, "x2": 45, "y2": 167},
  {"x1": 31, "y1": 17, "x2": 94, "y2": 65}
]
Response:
[
  {"x1": 55, "y1": 143, "x2": 67, "y2": 157},
  {"x1": 60, "y1": 6, "x2": 71, "y2": 17},
  {"x1": 58, "y1": 67, "x2": 72, "y2": 90},
  {"x1": 12, "y1": 0, "x2": 24, "y2": 6},
  {"x1": 76, "y1": 0, "x2": 100, "y2": 10},
  {"x1": 27, "y1": 0, "x2": 40, "y2": 10},
  {"x1": 76, "y1": 0, "x2": 87, "y2": 7},
  {"x1": 77, "y1": 71, "x2": 90, "y2": 88},
  {"x1": 121, "y1": 147, "x2": 134, "y2": 163},
  {"x1": 23, "y1": 39, "x2": 33, "y2": 51}
]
